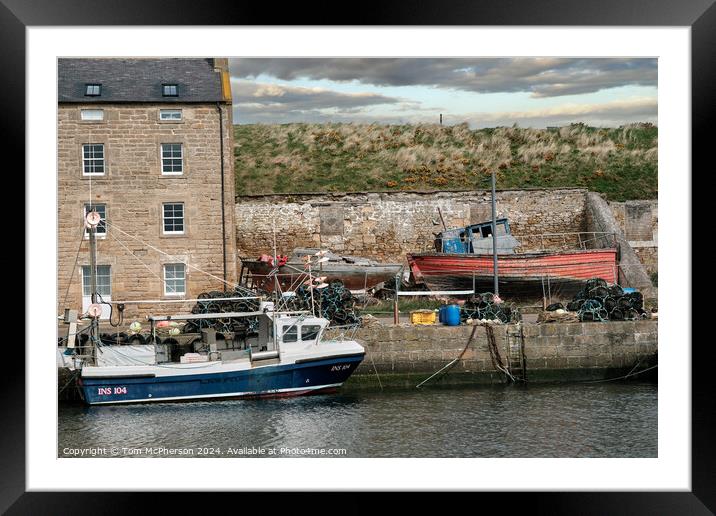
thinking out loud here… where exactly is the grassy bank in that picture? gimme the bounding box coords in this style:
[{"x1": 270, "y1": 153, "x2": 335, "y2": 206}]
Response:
[{"x1": 234, "y1": 122, "x2": 657, "y2": 201}]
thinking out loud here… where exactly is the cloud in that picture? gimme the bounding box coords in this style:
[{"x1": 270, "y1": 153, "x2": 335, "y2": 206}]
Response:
[
  {"x1": 229, "y1": 58, "x2": 657, "y2": 98},
  {"x1": 466, "y1": 97, "x2": 658, "y2": 126},
  {"x1": 234, "y1": 92, "x2": 657, "y2": 128},
  {"x1": 231, "y1": 79, "x2": 428, "y2": 123}
]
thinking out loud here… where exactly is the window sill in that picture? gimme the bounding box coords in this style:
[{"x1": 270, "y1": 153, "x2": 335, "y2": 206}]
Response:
[{"x1": 160, "y1": 233, "x2": 186, "y2": 238}]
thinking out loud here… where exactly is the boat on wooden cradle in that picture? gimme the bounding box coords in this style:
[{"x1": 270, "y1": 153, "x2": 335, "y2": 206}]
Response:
[
  {"x1": 240, "y1": 248, "x2": 403, "y2": 292},
  {"x1": 406, "y1": 218, "x2": 619, "y2": 301}
]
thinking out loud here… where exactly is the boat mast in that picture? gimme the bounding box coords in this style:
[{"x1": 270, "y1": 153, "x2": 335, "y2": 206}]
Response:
[
  {"x1": 86, "y1": 210, "x2": 101, "y2": 363},
  {"x1": 491, "y1": 169, "x2": 499, "y2": 296}
]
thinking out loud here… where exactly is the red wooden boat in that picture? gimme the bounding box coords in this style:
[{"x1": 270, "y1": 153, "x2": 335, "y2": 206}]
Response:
[{"x1": 407, "y1": 219, "x2": 618, "y2": 300}]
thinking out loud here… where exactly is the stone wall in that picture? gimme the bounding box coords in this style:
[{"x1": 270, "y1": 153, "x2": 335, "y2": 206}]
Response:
[
  {"x1": 608, "y1": 200, "x2": 658, "y2": 275},
  {"x1": 234, "y1": 188, "x2": 588, "y2": 263},
  {"x1": 343, "y1": 320, "x2": 658, "y2": 389},
  {"x1": 57, "y1": 103, "x2": 237, "y2": 320},
  {"x1": 585, "y1": 193, "x2": 655, "y2": 297}
]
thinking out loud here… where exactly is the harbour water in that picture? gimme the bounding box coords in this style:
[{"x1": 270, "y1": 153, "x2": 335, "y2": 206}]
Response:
[{"x1": 58, "y1": 382, "x2": 657, "y2": 458}]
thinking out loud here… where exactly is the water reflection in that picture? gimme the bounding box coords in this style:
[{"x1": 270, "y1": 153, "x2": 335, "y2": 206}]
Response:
[{"x1": 59, "y1": 383, "x2": 657, "y2": 458}]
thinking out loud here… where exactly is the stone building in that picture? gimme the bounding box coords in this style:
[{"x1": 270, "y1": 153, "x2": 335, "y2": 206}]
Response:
[{"x1": 57, "y1": 58, "x2": 237, "y2": 320}]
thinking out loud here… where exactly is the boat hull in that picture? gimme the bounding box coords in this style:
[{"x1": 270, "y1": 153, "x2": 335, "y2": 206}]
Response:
[
  {"x1": 79, "y1": 354, "x2": 364, "y2": 405},
  {"x1": 407, "y1": 249, "x2": 618, "y2": 300},
  {"x1": 241, "y1": 260, "x2": 402, "y2": 291}
]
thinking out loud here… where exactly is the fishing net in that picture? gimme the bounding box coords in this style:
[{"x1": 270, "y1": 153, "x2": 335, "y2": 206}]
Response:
[
  {"x1": 460, "y1": 292, "x2": 514, "y2": 323},
  {"x1": 284, "y1": 280, "x2": 361, "y2": 326},
  {"x1": 184, "y1": 286, "x2": 262, "y2": 334},
  {"x1": 566, "y1": 278, "x2": 648, "y2": 322}
]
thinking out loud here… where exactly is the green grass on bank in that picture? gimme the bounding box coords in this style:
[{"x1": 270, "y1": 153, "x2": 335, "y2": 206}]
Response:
[{"x1": 234, "y1": 122, "x2": 657, "y2": 201}]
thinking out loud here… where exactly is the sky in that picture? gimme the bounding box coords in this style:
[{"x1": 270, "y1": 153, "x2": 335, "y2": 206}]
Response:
[{"x1": 228, "y1": 58, "x2": 657, "y2": 128}]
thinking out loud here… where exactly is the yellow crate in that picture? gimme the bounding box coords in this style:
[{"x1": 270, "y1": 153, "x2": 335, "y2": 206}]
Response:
[{"x1": 410, "y1": 309, "x2": 437, "y2": 325}]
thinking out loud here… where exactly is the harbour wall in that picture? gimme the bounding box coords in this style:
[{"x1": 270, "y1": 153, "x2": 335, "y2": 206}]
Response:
[
  {"x1": 607, "y1": 199, "x2": 658, "y2": 276},
  {"x1": 234, "y1": 188, "x2": 589, "y2": 263},
  {"x1": 343, "y1": 320, "x2": 658, "y2": 389},
  {"x1": 233, "y1": 188, "x2": 657, "y2": 290},
  {"x1": 585, "y1": 193, "x2": 656, "y2": 297},
  {"x1": 58, "y1": 320, "x2": 658, "y2": 401}
]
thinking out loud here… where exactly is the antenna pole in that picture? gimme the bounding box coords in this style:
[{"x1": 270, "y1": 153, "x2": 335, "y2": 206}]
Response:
[
  {"x1": 272, "y1": 218, "x2": 279, "y2": 295},
  {"x1": 491, "y1": 169, "x2": 499, "y2": 296},
  {"x1": 88, "y1": 219, "x2": 99, "y2": 363}
]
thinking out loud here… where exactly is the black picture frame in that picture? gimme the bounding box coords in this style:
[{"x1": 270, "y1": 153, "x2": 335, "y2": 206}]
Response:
[{"x1": 6, "y1": 0, "x2": 709, "y2": 512}]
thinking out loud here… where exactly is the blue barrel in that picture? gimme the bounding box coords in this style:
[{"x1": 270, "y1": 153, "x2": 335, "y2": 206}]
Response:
[
  {"x1": 438, "y1": 306, "x2": 445, "y2": 323},
  {"x1": 444, "y1": 304, "x2": 461, "y2": 326}
]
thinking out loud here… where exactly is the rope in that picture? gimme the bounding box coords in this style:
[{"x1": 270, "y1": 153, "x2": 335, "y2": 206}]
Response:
[
  {"x1": 416, "y1": 325, "x2": 478, "y2": 388},
  {"x1": 486, "y1": 324, "x2": 515, "y2": 382},
  {"x1": 104, "y1": 220, "x2": 234, "y2": 289},
  {"x1": 108, "y1": 229, "x2": 167, "y2": 286},
  {"x1": 579, "y1": 364, "x2": 658, "y2": 384},
  {"x1": 58, "y1": 369, "x2": 81, "y2": 396},
  {"x1": 369, "y1": 351, "x2": 383, "y2": 391},
  {"x1": 60, "y1": 223, "x2": 88, "y2": 309}
]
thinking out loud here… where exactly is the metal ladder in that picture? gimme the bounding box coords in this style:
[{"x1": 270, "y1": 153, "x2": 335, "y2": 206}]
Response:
[{"x1": 505, "y1": 324, "x2": 528, "y2": 382}]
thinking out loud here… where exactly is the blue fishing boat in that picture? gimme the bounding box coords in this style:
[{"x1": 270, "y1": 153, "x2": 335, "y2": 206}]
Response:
[
  {"x1": 78, "y1": 310, "x2": 365, "y2": 405},
  {"x1": 65, "y1": 211, "x2": 365, "y2": 406}
]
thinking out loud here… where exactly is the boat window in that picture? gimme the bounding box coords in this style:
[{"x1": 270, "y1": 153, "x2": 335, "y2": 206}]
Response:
[
  {"x1": 282, "y1": 325, "x2": 298, "y2": 343},
  {"x1": 496, "y1": 223, "x2": 507, "y2": 236},
  {"x1": 481, "y1": 225, "x2": 492, "y2": 238},
  {"x1": 301, "y1": 325, "x2": 321, "y2": 341}
]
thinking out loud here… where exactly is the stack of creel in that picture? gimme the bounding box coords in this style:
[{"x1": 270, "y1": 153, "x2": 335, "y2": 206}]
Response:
[
  {"x1": 284, "y1": 280, "x2": 361, "y2": 326},
  {"x1": 563, "y1": 278, "x2": 647, "y2": 322},
  {"x1": 183, "y1": 288, "x2": 263, "y2": 334},
  {"x1": 460, "y1": 292, "x2": 513, "y2": 324}
]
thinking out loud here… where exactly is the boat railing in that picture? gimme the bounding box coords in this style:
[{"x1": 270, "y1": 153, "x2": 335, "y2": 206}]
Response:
[
  {"x1": 421, "y1": 230, "x2": 617, "y2": 253},
  {"x1": 515, "y1": 231, "x2": 617, "y2": 252},
  {"x1": 322, "y1": 323, "x2": 361, "y2": 341}
]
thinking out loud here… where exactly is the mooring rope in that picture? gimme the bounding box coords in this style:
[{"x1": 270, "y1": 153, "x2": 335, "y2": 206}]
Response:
[
  {"x1": 416, "y1": 324, "x2": 479, "y2": 388},
  {"x1": 486, "y1": 324, "x2": 516, "y2": 382}
]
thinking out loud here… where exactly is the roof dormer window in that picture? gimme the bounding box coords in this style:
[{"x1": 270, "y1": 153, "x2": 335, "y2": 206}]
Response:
[
  {"x1": 162, "y1": 84, "x2": 178, "y2": 97},
  {"x1": 85, "y1": 84, "x2": 101, "y2": 96}
]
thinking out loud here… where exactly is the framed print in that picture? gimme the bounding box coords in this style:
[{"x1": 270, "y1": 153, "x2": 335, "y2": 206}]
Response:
[{"x1": 6, "y1": 0, "x2": 712, "y2": 511}]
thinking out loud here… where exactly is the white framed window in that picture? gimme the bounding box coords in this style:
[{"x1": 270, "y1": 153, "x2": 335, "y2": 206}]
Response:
[
  {"x1": 159, "y1": 109, "x2": 182, "y2": 121},
  {"x1": 162, "y1": 203, "x2": 184, "y2": 234},
  {"x1": 82, "y1": 143, "x2": 105, "y2": 176},
  {"x1": 163, "y1": 263, "x2": 186, "y2": 296},
  {"x1": 161, "y1": 143, "x2": 183, "y2": 175},
  {"x1": 85, "y1": 83, "x2": 101, "y2": 96},
  {"x1": 162, "y1": 84, "x2": 178, "y2": 97},
  {"x1": 82, "y1": 265, "x2": 111, "y2": 297},
  {"x1": 301, "y1": 325, "x2": 321, "y2": 341},
  {"x1": 81, "y1": 109, "x2": 104, "y2": 121},
  {"x1": 81, "y1": 265, "x2": 111, "y2": 319},
  {"x1": 282, "y1": 325, "x2": 298, "y2": 343},
  {"x1": 83, "y1": 203, "x2": 107, "y2": 237}
]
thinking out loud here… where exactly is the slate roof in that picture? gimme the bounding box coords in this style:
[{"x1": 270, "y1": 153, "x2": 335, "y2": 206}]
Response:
[{"x1": 58, "y1": 58, "x2": 224, "y2": 103}]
